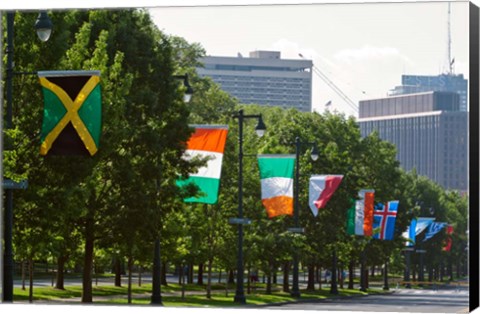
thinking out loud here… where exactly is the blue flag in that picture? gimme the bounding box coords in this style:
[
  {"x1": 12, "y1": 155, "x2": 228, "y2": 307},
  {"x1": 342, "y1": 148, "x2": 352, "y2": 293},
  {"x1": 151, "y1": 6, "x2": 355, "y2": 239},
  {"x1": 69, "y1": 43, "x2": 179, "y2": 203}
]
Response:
[
  {"x1": 423, "y1": 222, "x2": 447, "y2": 242},
  {"x1": 373, "y1": 201, "x2": 399, "y2": 240},
  {"x1": 402, "y1": 217, "x2": 434, "y2": 246}
]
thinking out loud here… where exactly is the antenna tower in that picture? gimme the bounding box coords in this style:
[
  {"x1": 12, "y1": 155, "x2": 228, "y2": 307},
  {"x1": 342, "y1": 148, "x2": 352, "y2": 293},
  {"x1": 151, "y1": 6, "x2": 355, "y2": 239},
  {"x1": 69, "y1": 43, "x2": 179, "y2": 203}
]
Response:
[{"x1": 447, "y1": 2, "x2": 454, "y2": 75}]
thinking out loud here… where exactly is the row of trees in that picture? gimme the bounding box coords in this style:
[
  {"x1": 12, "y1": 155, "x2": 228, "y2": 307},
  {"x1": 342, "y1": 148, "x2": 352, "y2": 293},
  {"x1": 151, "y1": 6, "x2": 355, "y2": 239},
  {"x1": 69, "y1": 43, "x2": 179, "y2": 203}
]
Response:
[{"x1": 3, "y1": 9, "x2": 468, "y2": 304}]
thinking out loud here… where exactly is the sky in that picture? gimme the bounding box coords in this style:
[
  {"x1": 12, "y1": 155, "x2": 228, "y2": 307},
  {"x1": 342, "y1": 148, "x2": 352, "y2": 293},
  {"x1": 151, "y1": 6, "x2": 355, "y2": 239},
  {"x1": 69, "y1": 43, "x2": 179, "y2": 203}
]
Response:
[
  {"x1": 147, "y1": 1, "x2": 471, "y2": 117},
  {"x1": 0, "y1": 1, "x2": 473, "y2": 117}
]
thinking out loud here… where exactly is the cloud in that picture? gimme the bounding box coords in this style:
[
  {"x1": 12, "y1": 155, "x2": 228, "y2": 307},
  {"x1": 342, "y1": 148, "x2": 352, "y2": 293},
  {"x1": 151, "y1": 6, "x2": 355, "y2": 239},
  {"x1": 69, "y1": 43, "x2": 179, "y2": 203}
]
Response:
[
  {"x1": 270, "y1": 38, "x2": 338, "y2": 69},
  {"x1": 334, "y1": 45, "x2": 413, "y2": 65}
]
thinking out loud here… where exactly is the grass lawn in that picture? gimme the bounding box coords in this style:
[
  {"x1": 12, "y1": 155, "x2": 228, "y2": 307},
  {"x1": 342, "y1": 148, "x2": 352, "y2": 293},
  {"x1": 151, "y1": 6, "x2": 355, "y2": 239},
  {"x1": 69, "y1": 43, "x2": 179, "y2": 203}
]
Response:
[{"x1": 14, "y1": 283, "x2": 383, "y2": 307}]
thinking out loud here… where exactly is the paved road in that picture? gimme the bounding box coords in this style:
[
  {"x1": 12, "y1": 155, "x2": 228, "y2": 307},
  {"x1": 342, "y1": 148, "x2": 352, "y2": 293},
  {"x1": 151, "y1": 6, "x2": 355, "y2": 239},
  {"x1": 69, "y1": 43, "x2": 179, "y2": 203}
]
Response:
[{"x1": 262, "y1": 287, "x2": 469, "y2": 313}]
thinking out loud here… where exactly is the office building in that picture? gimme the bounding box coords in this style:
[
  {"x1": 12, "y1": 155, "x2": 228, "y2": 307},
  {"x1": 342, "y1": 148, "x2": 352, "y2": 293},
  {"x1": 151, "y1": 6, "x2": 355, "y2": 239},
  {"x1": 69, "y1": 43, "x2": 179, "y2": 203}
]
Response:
[
  {"x1": 196, "y1": 51, "x2": 313, "y2": 112},
  {"x1": 388, "y1": 74, "x2": 468, "y2": 111},
  {"x1": 358, "y1": 91, "x2": 468, "y2": 192}
]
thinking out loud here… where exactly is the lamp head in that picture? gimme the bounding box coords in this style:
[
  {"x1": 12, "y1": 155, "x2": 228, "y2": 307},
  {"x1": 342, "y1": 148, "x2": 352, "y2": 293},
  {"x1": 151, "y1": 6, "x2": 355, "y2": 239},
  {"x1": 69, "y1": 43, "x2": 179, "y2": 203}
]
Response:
[
  {"x1": 310, "y1": 145, "x2": 319, "y2": 161},
  {"x1": 35, "y1": 11, "x2": 53, "y2": 42},
  {"x1": 183, "y1": 74, "x2": 193, "y2": 103},
  {"x1": 255, "y1": 115, "x2": 266, "y2": 137}
]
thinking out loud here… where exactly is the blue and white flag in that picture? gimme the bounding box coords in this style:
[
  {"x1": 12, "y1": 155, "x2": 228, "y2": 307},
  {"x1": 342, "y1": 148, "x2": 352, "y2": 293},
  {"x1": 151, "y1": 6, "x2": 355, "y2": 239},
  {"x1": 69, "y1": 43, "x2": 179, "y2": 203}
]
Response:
[
  {"x1": 372, "y1": 201, "x2": 399, "y2": 240},
  {"x1": 402, "y1": 217, "x2": 435, "y2": 247},
  {"x1": 423, "y1": 222, "x2": 447, "y2": 242}
]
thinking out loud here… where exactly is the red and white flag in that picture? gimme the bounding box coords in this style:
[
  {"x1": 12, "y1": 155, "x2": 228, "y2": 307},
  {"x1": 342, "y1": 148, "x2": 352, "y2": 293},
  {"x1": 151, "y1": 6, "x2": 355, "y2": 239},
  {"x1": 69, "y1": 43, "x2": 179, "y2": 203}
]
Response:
[{"x1": 308, "y1": 175, "x2": 343, "y2": 217}]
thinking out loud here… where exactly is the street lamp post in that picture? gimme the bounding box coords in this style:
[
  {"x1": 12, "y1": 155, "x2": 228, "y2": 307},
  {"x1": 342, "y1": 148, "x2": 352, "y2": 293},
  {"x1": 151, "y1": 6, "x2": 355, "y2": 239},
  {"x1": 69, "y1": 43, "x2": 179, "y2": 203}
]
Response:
[
  {"x1": 403, "y1": 247, "x2": 414, "y2": 288},
  {"x1": 359, "y1": 248, "x2": 367, "y2": 292},
  {"x1": 417, "y1": 249, "x2": 426, "y2": 284},
  {"x1": 150, "y1": 74, "x2": 193, "y2": 305},
  {"x1": 290, "y1": 137, "x2": 318, "y2": 298},
  {"x1": 232, "y1": 109, "x2": 265, "y2": 304},
  {"x1": 383, "y1": 258, "x2": 389, "y2": 290},
  {"x1": 3, "y1": 11, "x2": 52, "y2": 302},
  {"x1": 330, "y1": 248, "x2": 339, "y2": 294}
]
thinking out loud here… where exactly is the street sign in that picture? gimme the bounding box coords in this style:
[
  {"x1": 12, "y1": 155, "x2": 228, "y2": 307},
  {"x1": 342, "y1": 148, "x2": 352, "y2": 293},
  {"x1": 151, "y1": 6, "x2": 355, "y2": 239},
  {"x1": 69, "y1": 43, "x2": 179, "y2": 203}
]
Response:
[
  {"x1": 288, "y1": 227, "x2": 305, "y2": 234},
  {"x1": 229, "y1": 218, "x2": 252, "y2": 225},
  {"x1": 2, "y1": 179, "x2": 28, "y2": 190}
]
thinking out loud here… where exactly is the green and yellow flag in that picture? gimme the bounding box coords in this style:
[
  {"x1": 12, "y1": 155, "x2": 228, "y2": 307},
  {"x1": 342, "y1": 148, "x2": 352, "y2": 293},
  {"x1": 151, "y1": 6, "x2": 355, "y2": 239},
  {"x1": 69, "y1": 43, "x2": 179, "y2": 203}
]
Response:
[{"x1": 38, "y1": 71, "x2": 102, "y2": 156}]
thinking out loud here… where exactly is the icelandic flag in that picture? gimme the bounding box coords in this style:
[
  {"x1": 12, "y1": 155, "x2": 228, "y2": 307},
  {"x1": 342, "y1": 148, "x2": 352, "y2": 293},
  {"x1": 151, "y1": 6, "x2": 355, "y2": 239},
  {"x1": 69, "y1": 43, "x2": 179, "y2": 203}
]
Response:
[
  {"x1": 372, "y1": 201, "x2": 399, "y2": 240},
  {"x1": 423, "y1": 222, "x2": 447, "y2": 242}
]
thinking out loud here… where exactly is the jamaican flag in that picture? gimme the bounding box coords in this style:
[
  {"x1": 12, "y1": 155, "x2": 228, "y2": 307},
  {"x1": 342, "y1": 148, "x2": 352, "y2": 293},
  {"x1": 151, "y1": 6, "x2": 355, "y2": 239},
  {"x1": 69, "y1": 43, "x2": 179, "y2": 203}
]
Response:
[{"x1": 38, "y1": 71, "x2": 102, "y2": 156}]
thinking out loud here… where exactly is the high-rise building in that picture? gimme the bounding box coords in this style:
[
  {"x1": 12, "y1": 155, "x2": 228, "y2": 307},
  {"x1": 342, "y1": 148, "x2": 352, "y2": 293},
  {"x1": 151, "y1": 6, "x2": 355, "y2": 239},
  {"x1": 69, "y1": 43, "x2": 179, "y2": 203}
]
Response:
[
  {"x1": 388, "y1": 74, "x2": 468, "y2": 111},
  {"x1": 196, "y1": 51, "x2": 313, "y2": 112},
  {"x1": 358, "y1": 91, "x2": 468, "y2": 192}
]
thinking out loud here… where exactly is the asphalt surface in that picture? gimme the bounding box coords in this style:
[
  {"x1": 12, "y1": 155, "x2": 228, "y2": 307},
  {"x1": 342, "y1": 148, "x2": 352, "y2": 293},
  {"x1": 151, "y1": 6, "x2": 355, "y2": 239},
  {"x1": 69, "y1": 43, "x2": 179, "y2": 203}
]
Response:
[{"x1": 261, "y1": 286, "x2": 470, "y2": 313}]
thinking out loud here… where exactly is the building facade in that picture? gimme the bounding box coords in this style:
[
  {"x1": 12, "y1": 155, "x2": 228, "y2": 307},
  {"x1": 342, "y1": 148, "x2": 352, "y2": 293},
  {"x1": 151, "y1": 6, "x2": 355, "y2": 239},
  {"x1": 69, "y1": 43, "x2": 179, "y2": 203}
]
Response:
[
  {"x1": 358, "y1": 91, "x2": 468, "y2": 192},
  {"x1": 196, "y1": 51, "x2": 313, "y2": 112},
  {"x1": 388, "y1": 74, "x2": 468, "y2": 112}
]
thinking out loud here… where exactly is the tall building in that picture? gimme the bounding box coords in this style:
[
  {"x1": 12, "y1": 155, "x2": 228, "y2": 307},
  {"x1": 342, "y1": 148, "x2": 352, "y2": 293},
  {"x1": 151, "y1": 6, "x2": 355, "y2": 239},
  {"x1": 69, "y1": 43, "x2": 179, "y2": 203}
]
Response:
[
  {"x1": 388, "y1": 74, "x2": 468, "y2": 111},
  {"x1": 358, "y1": 91, "x2": 468, "y2": 192},
  {"x1": 196, "y1": 51, "x2": 313, "y2": 112}
]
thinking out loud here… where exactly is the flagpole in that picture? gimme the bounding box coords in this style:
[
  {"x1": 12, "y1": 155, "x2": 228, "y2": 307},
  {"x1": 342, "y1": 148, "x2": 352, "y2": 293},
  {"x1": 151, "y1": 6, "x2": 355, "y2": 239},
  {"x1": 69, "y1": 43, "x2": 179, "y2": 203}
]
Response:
[
  {"x1": 290, "y1": 137, "x2": 318, "y2": 298},
  {"x1": 233, "y1": 109, "x2": 266, "y2": 304},
  {"x1": 290, "y1": 137, "x2": 301, "y2": 298}
]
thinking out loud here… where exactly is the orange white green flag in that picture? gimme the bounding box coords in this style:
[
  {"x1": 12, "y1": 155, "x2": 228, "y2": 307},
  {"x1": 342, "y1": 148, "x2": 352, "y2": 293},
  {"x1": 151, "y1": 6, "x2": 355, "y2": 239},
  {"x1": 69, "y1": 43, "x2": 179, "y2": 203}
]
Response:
[
  {"x1": 258, "y1": 154, "x2": 295, "y2": 218},
  {"x1": 346, "y1": 189, "x2": 375, "y2": 236},
  {"x1": 176, "y1": 125, "x2": 228, "y2": 204}
]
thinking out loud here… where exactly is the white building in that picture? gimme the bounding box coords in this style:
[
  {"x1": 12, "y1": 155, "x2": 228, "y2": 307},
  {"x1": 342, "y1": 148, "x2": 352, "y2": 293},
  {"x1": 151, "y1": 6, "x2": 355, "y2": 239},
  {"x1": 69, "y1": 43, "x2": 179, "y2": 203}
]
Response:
[{"x1": 196, "y1": 51, "x2": 313, "y2": 112}]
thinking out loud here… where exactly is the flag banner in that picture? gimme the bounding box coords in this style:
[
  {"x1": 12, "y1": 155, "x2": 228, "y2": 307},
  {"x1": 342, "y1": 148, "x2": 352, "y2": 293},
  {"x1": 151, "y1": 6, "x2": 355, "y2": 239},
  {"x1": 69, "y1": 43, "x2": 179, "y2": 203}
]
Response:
[
  {"x1": 38, "y1": 71, "x2": 102, "y2": 156},
  {"x1": 372, "y1": 200, "x2": 399, "y2": 240},
  {"x1": 423, "y1": 222, "x2": 447, "y2": 242},
  {"x1": 176, "y1": 125, "x2": 228, "y2": 204},
  {"x1": 346, "y1": 189, "x2": 375, "y2": 236},
  {"x1": 258, "y1": 154, "x2": 295, "y2": 218},
  {"x1": 443, "y1": 225, "x2": 454, "y2": 251},
  {"x1": 308, "y1": 175, "x2": 343, "y2": 217},
  {"x1": 346, "y1": 198, "x2": 356, "y2": 235},
  {"x1": 402, "y1": 217, "x2": 435, "y2": 246}
]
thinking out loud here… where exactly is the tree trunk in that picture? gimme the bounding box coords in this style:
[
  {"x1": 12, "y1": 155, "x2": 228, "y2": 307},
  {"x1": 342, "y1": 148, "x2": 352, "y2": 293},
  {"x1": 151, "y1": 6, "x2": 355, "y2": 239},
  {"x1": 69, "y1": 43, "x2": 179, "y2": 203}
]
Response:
[
  {"x1": 318, "y1": 266, "x2": 322, "y2": 290},
  {"x1": 138, "y1": 266, "x2": 142, "y2": 287},
  {"x1": 56, "y1": 255, "x2": 66, "y2": 290},
  {"x1": 206, "y1": 258, "x2": 213, "y2": 299},
  {"x1": 197, "y1": 263, "x2": 204, "y2": 285},
  {"x1": 29, "y1": 258, "x2": 34, "y2": 303},
  {"x1": 22, "y1": 260, "x2": 26, "y2": 290},
  {"x1": 272, "y1": 265, "x2": 277, "y2": 284},
  {"x1": 339, "y1": 267, "x2": 344, "y2": 289},
  {"x1": 247, "y1": 266, "x2": 251, "y2": 294},
  {"x1": 365, "y1": 268, "x2": 369, "y2": 288},
  {"x1": 188, "y1": 262, "x2": 194, "y2": 284},
  {"x1": 371, "y1": 265, "x2": 375, "y2": 277},
  {"x1": 127, "y1": 256, "x2": 133, "y2": 304},
  {"x1": 181, "y1": 264, "x2": 186, "y2": 300},
  {"x1": 348, "y1": 260, "x2": 354, "y2": 289},
  {"x1": 228, "y1": 269, "x2": 235, "y2": 284},
  {"x1": 178, "y1": 265, "x2": 183, "y2": 285},
  {"x1": 283, "y1": 262, "x2": 290, "y2": 293},
  {"x1": 218, "y1": 269, "x2": 222, "y2": 284},
  {"x1": 82, "y1": 217, "x2": 95, "y2": 303},
  {"x1": 114, "y1": 257, "x2": 122, "y2": 287},
  {"x1": 161, "y1": 262, "x2": 168, "y2": 285},
  {"x1": 266, "y1": 272, "x2": 272, "y2": 294},
  {"x1": 307, "y1": 264, "x2": 315, "y2": 291}
]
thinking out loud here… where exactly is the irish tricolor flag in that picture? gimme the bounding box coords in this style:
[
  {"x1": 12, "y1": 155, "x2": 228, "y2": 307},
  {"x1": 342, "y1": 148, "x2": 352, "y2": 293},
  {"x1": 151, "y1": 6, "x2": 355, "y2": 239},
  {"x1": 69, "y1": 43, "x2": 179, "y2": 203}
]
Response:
[
  {"x1": 346, "y1": 189, "x2": 375, "y2": 236},
  {"x1": 309, "y1": 175, "x2": 343, "y2": 217},
  {"x1": 176, "y1": 125, "x2": 228, "y2": 204},
  {"x1": 258, "y1": 155, "x2": 295, "y2": 218}
]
